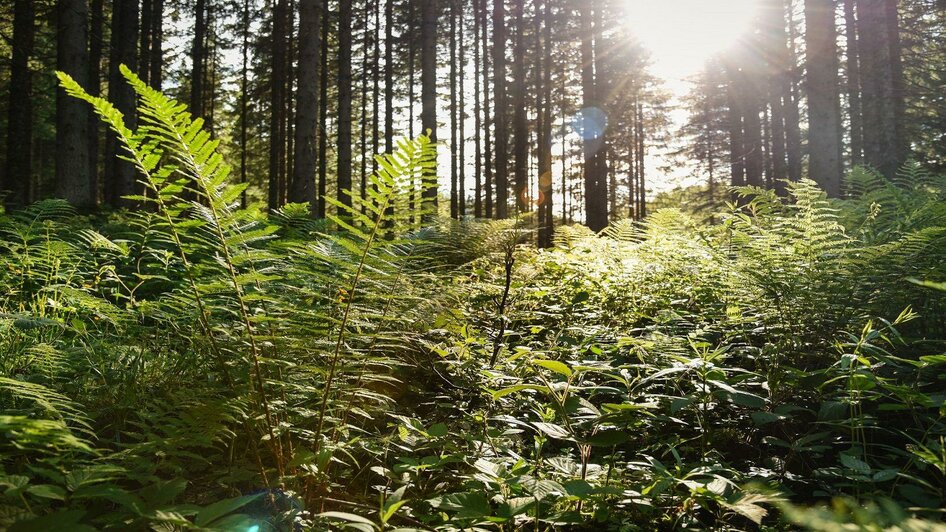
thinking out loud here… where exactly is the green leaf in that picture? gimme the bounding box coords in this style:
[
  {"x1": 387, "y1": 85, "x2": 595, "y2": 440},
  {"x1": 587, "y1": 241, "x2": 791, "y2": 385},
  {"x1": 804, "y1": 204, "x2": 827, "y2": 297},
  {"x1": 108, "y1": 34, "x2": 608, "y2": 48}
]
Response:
[
  {"x1": 563, "y1": 480, "x2": 594, "y2": 498},
  {"x1": 709, "y1": 380, "x2": 766, "y2": 408},
  {"x1": 320, "y1": 511, "x2": 378, "y2": 527},
  {"x1": 533, "y1": 359, "x2": 573, "y2": 377},
  {"x1": 491, "y1": 384, "x2": 546, "y2": 399},
  {"x1": 26, "y1": 484, "x2": 67, "y2": 500},
  {"x1": 533, "y1": 422, "x2": 571, "y2": 440},
  {"x1": 428, "y1": 492, "x2": 491, "y2": 518},
  {"x1": 872, "y1": 469, "x2": 899, "y2": 482},
  {"x1": 751, "y1": 411, "x2": 789, "y2": 426},
  {"x1": 381, "y1": 499, "x2": 407, "y2": 524},
  {"x1": 839, "y1": 453, "x2": 871, "y2": 474},
  {"x1": 195, "y1": 493, "x2": 263, "y2": 526},
  {"x1": 427, "y1": 423, "x2": 448, "y2": 438},
  {"x1": 719, "y1": 493, "x2": 770, "y2": 525}
]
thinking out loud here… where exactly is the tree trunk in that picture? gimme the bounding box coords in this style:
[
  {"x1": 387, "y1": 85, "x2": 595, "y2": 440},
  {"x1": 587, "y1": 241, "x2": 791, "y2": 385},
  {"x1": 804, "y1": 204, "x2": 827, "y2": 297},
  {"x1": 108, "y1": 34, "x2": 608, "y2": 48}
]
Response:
[
  {"x1": 743, "y1": 98, "x2": 764, "y2": 187},
  {"x1": 512, "y1": 0, "x2": 528, "y2": 213},
  {"x1": 885, "y1": 0, "x2": 907, "y2": 165},
  {"x1": 360, "y1": 1, "x2": 370, "y2": 207},
  {"x1": 629, "y1": 94, "x2": 638, "y2": 218},
  {"x1": 537, "y1": 0, "x2": 553, "y2": 246},
  {"x1": 458, "y1": 0, "x2": 466, "y2": 217},
  {"x1": 56, "y1": 0, "x2": 93, "y2": 209},
  {"x1": 337, "y1": 0, "x2": 354, "y2": 209},
  {"x1": 384, "y1": 0, "x2": 394, "y2": 154},
  {"x1": 579, "y1": 0, "x2": 607, "y2": 231},
  {"x1": 290, "y1": 0, "x2": 320, "y2": 210},
  {"x1": 473, "y1": 0, "x2": 482, "y2": 218},
  {"x1": 481, "y1": 2, "x2": 493, "y2": 218},
  {"x1": 762, "y1": 0, "x2": 789, "y2": 191},
  {"x1": 844, "y1": 0, "x2": 863, "y2": 165},
  {"x1": 784, "y1": 0, "x2": 803, "y2": 182},
  {"x1": 450, "y1": 0, "x2": 459, "y2": 218},
  {"x1": 88, "y1": 0, "x2": 104, "y2": 201},
  {"x1": 492, "y1": 0, "x2": 508, "y2": 218},
  {"x1": 317, "y1": 0, "x2": 330, "y2": 217},
  {"x1": 269, "y1": 0, "x2": 288, "y2": 210},
  {"x1": 408, "y1": 0, "x2": 416, "y2": 139},
  {"x1": 857, "y1": 0, "x2": 905, "y2": 178},
  {"x1": 150, "y1": 0, "x2": 163, "y2": 89},
  {"x1": 191, "y1": 0, "x2": 207, "y2": 118},
  {"x1": 804, "y1": 0, "x2": 843, "y2": 196},
  {"x1": 105, "y1": 0, "x2": 139, "y2": 207},
  {"x1": 420, "y1": 0, "x2": 438, "y2": 216},
  {"x1": 240, "y1": 0, "x2": 249, "y2": 208},
  {"x1": 727, "y1": 73, "x2": 746, "y2": 187},
  {"x1": 4, "y1": 0, "x2": 36, "y2": 208},
  {"x1": 139, "y1": 0, "x2": 152, "y2": 86},
  {"x1": 284, "y1": 0, "x2": 295, "y2": 198},
  {"x1": 637, "y1": 101, "x2": 647, "y2": 220},
  {"x1": 372, "y1": 0, "x2": 380, "y2": 173}
]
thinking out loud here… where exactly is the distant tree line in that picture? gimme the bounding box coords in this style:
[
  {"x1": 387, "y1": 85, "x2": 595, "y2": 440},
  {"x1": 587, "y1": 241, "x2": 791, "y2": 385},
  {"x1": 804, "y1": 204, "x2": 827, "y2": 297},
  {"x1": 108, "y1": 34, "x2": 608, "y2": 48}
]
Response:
[
  {"x1": 680, "y1": 0, "x2": 946, "y2": 201},
  {"x1": 2, "y1": 0, "x2": 944, "y2": 238},
  {"x1": 0, "y1": 0, "x2": 668, "y2": 242}
]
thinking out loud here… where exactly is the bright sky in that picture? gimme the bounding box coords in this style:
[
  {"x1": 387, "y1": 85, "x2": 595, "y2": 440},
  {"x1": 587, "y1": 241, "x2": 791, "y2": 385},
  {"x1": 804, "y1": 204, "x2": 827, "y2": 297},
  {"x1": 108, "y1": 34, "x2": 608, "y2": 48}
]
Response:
[
  {"x1": 620, "y1": 0, "x2": 761, "y2": 193},
  {"x1": 623, "y1": 0, "x2": 761, "y2": 87}
]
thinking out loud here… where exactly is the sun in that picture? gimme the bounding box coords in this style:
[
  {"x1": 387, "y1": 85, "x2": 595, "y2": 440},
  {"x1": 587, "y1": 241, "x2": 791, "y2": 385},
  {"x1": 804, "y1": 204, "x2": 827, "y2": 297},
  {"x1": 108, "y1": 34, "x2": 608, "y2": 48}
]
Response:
[{"x1": 622, "y1": 0, "x2": 761, "y2": 81}]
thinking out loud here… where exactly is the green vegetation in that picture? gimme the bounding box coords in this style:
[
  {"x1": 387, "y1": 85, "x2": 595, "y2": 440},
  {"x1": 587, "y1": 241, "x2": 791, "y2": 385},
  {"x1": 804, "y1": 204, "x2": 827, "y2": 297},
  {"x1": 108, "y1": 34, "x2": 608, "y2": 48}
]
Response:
[{"x1": 3, "y1": 72, "x2": 946, "y2": 531}]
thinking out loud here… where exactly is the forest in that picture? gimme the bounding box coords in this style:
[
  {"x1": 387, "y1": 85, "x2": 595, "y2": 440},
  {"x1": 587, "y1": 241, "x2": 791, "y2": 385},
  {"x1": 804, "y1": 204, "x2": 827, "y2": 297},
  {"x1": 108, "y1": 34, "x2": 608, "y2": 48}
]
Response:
[{"x1": 2, "y1": 0, "x2": 946, "y2": 529}]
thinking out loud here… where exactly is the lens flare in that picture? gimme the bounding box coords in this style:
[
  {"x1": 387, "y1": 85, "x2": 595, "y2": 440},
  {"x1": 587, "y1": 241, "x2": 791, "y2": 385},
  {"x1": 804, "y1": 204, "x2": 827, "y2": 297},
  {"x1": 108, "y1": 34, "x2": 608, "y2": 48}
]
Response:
[{"x1": 570, "y1": 107, "x2": 608, "y2": 141}]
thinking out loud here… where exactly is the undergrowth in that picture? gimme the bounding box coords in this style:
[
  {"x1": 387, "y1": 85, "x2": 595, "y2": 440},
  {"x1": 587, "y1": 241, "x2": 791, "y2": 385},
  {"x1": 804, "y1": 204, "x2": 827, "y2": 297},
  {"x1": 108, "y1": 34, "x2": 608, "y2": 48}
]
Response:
[{"x1": 1, "y1": 72, "x2": 945, "y2": 530}]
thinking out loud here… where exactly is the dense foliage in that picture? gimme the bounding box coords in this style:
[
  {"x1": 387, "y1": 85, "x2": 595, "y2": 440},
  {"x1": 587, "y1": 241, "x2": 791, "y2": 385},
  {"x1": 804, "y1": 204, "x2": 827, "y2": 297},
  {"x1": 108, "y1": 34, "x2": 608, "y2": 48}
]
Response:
[{"x1": 3, "y1": 75, "x2": 946, "y2": 530}]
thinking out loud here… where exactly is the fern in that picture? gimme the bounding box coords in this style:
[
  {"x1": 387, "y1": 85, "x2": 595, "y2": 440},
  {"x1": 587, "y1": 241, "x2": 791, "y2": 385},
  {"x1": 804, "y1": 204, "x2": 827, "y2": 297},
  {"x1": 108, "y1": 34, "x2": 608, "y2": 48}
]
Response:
[{"x1": 312, "y1": 135, "x2": 437, "y2": 459}]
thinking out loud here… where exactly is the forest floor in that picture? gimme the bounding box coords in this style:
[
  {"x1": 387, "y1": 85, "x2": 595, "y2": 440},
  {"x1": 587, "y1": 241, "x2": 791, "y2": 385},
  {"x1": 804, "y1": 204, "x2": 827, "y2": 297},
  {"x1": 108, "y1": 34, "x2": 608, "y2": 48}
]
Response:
[{"x1": 3, "y1": 168, "x2": 946, "y2": 530}]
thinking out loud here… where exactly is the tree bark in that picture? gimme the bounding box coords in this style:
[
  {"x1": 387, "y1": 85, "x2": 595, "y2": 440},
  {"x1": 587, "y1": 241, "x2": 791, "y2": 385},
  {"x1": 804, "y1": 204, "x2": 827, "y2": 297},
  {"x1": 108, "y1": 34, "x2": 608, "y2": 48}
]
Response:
[
  {"x1": 885, "y1": 0, "x2": 907, "y2": 165},
  {"x1": 537, "y1": 0, "x2": 553, "y2": 246},
  {"x1": 372, "y1": 0, "x2": 380, "y2": 177},
  {"x1": 56, "y1": 0, "x2": 93, "y2": 209},
  {"x1": 492, "y1": 0, "x2": 508, "y2": 218},
  {"x1": 473, "y1": 0, "x2": 483, "y2": 218},
  {"x1": 481, "y1": 2, "x2": 493, "y2": 218},
  {"x1": 88, "y1": 0, "x2": 104, "y2": 201},
  {"x1": 317, "y1": 0, "x2": 330, "y2": 217},
  {"x1": 804, "y1": 0, "x2": 843, "y2": 196},
  {"x1": 150, "y1": 0, "x2": 163, "y2": 89},
  {"x1": 637, "y1": 101, "x2": 647, "y2": 220},
  {"x1": 727, "y1": 71, "x2": 746, "y2": 187},
  {"x1": 743, "y1": 95, "x2": 764, "y2": 187},
  {"x1": 384, "y1": 0, "x2": 394, "y2": 154},
  {"x1": 458, "y1": 2, "x2": 466, "y2": 217},
  {"x1": 239, "y1": 0, "x2": 249, "y2": 208},
  {"x1": 579, "y1": 0, "x2": 607, "y2": 231},
  {"x1": 762, "y1": 0, "x2": 789, "y2": 191},
  {"x1": 420, "y1": 0, "x2": 438, "y2": 216},
  {"x1": 844, "y1": 0, "x2": 863, "y2": 165},
  {"x1": 191, "y1": 0, "x2": 207, "y2": 118},
  {"x1": 784, "y1": 0, "x2": 803, "y2": 182},
  {"x1": 512, "y1": 0, "x2": 528, "y2": 213},
  {"x1": 857, "y1": 0, "x2": 905, "y2": 178},
  {"x1": 139, "y1": 0, "x2": 152, "y2": 87},
  {"x1": 269, "y1": 0, "x2": 288, "y2": 210},
  {"x1": 290, "y1": 0, "x2": 321, "y2": 211},
  {"x1": 337, "y1": 0, "x2": 354, "y2": 209},
  {"x1": 360, "y1": 1, "x2": 370, "y2": 207},
  {"x1": 450, "y1": 0, "x2": 459, "y2": 218},
  {"x1": 4, "y1": 0, "x2": 36, "y2": 208},
  {"x1": 105, "y1": 0, "x2": 139, "y2": 207}
]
